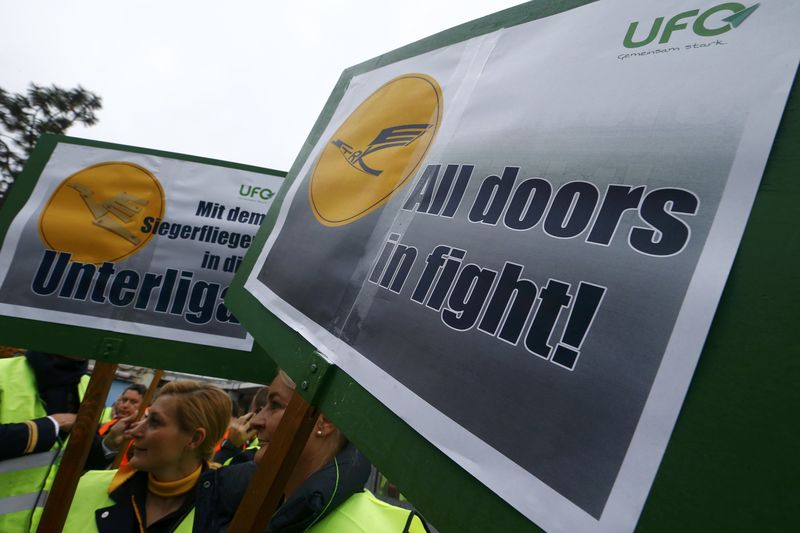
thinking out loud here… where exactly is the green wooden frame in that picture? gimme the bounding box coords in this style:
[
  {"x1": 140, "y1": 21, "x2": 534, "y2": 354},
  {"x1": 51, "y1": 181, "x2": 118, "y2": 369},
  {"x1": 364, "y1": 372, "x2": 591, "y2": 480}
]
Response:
[
  {"x1": 0, "y1": 134, "x2": 284, "y2": 384},
  {"x1": 226, "y1": 0, "x2": 800, "y2": 531}
]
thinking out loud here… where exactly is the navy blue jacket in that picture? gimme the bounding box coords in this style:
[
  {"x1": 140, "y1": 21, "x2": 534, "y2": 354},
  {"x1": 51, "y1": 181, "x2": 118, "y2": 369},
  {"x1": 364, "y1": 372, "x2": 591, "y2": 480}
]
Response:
[
  {"x1": 0, "y1": 352, "x2": 106, "y2": 468},
  {"x1": 193, "y1": 443, "x2": 370, "y2": 533}
]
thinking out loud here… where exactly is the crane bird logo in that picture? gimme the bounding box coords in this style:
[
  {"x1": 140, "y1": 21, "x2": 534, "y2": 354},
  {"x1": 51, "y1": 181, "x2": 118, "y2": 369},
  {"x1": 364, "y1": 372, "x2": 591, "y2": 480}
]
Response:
[
  {"x1": 38, "y1": 161, "x2": 164, "y2": 263},
  {"x1": 308, "y1": 73, "x2": 443, "y2": 227},
  {"x1": 331, "y1": 123, "x2": 432, "y2": 177}
]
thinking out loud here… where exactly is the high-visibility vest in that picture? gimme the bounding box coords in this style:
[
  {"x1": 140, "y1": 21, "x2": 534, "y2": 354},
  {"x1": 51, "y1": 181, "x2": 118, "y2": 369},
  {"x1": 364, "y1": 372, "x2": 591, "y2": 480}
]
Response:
[
  {"x1": 98, "y1": 406, "x2": 114, "y2": 425},
  {"x1": 0, "y1": 356, "x2": 89, "y2": 532},
  {"x1": 309, "y1": 490, "x2": 429, "y2": 533},
  {"x1": 62, "y1": 469, "x2": 194, "y2": 533},
  {"x1": 97, "y1": 418, "x2": 118, "y2": 437}
]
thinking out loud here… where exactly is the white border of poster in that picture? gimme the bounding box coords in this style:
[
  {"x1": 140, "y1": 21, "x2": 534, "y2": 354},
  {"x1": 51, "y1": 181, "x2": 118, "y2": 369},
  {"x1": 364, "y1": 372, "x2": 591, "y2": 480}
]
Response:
[{"x1": 244, "y1": 1, "x2": 799, "y2": 531}]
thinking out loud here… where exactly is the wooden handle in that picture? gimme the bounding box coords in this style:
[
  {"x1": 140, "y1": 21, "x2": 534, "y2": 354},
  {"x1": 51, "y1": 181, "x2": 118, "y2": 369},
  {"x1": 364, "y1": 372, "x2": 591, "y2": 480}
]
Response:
[
  {"x1": 36, "y1": 361, "x2": 117, "y2": 533},
  {"x1": 229, "y1": 390, "x2": 319, "y2": 533}
]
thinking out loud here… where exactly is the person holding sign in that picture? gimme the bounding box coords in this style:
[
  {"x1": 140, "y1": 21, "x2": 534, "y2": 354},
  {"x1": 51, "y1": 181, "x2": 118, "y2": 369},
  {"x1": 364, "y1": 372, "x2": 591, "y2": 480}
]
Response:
[
  {"x1": 213, "y1": 385, "x2": 269, "y2": 466},
  {"x1": 62, "y1": 380, "x2": 231, "y2": 533},
  {"x1": 98, "y1": 383, "x2": 146, "y2": 437},
  {"x1": 194, "y1": 370, "x2": 428, "y2": 532},
  {"x1": 0, "y1": 352, "x2": 86, "y2": 461},
  {"x1": 0, "y1": 351, "x2": 107, "y2": 531}
]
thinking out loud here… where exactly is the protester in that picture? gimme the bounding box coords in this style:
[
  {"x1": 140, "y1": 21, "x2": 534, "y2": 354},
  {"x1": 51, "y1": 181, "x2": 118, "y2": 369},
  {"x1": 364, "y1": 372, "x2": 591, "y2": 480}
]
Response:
[
  {"x1": 0, "y1": 351, "x2": 106, "y2": 531},
  {"x1": 97, "y1": 383, "x2": 148, "y2": 468},
  {"x1": 63, "y1": 380, "x2": 231, "y2": 533},
  {"x1": 193, "y1": 370, "x2": 428, "y2": 532},
  {"x1": 98, "y1": 383, "x2": 146, "y2": 437},
  {"x1": 213, "y1": 385, "x2": 269, "y2": 465},
  {"x1": 116, "y1": 383, "x2": 147, "y2": 418},
  {"x1": 0, "y1": 353, "x2": 83, "y2": 460}
]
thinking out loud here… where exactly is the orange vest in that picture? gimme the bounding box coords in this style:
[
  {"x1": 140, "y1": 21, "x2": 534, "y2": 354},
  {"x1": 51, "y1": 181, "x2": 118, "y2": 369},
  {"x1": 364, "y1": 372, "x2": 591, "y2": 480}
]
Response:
[
  {"x1": 98, "y1": 418, "x2": 118, "y2": 437},
  {"x1": 98, "y1": 419, "x2": 132, "y2": 466}
]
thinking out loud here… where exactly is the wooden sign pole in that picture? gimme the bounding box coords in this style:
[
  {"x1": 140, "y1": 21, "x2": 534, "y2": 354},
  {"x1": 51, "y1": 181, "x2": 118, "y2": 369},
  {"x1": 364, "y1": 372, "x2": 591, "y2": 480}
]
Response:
[
  {"x1": 229, "y1": 389, "x2": 319, "y2": 533},
  {"x1": 36, "y1": 361, "x2": 117, "y2": 533},
  {"x1": 111, "y1": 368, "x2": 164, "y2": 469}
]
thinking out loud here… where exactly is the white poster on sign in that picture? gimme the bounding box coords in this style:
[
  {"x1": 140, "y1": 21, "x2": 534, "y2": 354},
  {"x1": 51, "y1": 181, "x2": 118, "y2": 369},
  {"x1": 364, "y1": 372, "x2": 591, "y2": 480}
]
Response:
[
  {"x1": 244, "y1": 1, "x2": 799, "y2": 531},
  {"x1": 0, "y1": 141, "x2": 283, "y2": 350}
]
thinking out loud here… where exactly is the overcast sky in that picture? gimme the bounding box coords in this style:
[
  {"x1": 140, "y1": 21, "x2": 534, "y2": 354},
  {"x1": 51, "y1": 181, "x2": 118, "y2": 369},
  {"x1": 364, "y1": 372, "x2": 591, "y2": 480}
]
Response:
[{"x1": 4, "y1": 0, "x2": 521, "y2": 172}]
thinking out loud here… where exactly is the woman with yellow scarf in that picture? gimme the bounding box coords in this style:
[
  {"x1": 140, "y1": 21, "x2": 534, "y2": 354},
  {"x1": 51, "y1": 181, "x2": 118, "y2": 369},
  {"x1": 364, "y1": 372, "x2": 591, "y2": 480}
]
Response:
[{"x1": 63, "y1": 380, "x2": 231, "y2": 533}]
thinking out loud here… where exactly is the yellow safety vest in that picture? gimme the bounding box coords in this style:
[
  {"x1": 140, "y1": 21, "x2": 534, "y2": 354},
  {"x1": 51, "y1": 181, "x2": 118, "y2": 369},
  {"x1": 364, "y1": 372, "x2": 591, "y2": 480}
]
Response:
[
  {"x1": 98, "y1": 406, "x2": 114, "y2": 425},
  {"x1": 309, "y1": 490, "x2": 428, "y2": 533},
  {"x1": 63, "y1": 469, "x2": 194, "y2": 533},
  {"x1": 0, "y1": 356, "x2": 89, "y2": 532}
]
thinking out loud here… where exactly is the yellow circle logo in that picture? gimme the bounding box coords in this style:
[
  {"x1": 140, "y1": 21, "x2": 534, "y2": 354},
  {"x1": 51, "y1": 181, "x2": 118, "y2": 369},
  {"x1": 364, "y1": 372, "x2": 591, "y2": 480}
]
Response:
[
  {"x1": 309, "y1": 73, "x2": 443, "y2": 226},
  {"x1": 39, "y1": 162, "x2": 165, "y2": 263}
]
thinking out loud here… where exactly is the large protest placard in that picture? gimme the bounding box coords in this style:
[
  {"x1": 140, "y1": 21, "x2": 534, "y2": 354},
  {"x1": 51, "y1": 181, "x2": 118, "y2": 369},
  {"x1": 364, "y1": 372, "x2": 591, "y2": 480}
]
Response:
[
  {"x1": 233, "y1": 1, "x2": 800, "y2": 531},
  {"x1": 0, "y1": 136, "x2": 284, "y2": 378}
]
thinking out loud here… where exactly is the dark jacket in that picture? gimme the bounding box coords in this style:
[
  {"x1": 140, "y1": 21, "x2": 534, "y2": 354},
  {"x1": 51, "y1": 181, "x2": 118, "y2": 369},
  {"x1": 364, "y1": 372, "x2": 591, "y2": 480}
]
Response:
[
  {"x1": 193, "y1": 443, "x2": 371, "y2": 533},
  {"x1": 213, "y1": 446, "x2": 257, "y2": 466},
  {"x1": 212, "y1": 439, "x2": 255, "y2": 466},
  {"x1": 0, "y1": 417, "x2": 60, "y2": 460}
]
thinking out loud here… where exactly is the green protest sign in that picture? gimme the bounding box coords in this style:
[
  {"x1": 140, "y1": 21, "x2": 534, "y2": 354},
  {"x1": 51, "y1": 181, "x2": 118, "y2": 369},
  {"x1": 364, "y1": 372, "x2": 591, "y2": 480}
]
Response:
[
  {"x1": 227, "y1": 0, "x2": 800, "y2": 531},
  {"x1": 0, "y1": 135, "x2": 283, "y2": 381}
]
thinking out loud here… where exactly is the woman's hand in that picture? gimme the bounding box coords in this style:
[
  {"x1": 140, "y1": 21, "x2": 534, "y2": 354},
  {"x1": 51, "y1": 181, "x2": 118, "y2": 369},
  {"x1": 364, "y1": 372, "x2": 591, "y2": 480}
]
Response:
[
  {"x1": 103, "y1": 415, "x2": 136, "y2": 451},
  {"x1": 227, "y1": 412, "x2": 257, "y2": 448}
]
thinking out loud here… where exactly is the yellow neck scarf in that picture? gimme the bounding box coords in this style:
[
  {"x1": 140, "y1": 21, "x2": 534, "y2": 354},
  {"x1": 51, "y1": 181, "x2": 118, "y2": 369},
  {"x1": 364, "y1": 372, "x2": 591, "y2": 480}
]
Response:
[{"x1": 147, "y1": 464, "x2": 202, "y2": 497}]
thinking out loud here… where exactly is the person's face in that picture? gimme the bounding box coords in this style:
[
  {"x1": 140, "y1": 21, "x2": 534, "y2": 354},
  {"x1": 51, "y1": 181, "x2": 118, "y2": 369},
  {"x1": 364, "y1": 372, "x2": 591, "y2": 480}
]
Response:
[
  {"x1": 128, "y1": 395, "x2": 194, "y2": 473},
  {"x1": 250, "y1": 376, "x2": 293, "y2": 442},
  {"x1": 115, "y1": 389, "x2": 143, "y2": 418}
]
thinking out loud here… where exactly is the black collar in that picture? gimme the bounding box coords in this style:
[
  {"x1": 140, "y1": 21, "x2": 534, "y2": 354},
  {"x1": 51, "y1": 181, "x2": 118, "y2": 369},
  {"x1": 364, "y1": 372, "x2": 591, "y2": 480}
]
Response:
[{"x1": 95, "y1": 470, "x2": 197, "y2": 533}]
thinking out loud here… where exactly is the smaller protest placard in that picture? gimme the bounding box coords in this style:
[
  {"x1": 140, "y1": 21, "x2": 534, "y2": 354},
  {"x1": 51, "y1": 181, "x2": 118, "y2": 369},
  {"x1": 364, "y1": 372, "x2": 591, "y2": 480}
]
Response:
[{"x1": 0, "y1": 136, "x2": 284, "y2": 361}]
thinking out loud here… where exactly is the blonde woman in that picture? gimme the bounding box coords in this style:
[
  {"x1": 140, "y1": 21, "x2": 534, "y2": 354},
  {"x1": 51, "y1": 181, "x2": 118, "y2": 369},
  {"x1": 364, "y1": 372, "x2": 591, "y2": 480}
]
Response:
[{"x1": 63, "y1": 380, "x2": 231, "y2": 533}]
